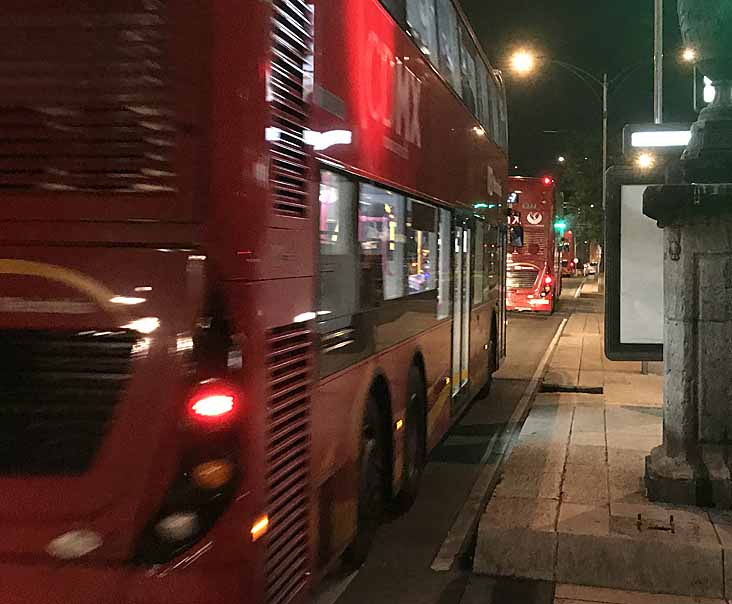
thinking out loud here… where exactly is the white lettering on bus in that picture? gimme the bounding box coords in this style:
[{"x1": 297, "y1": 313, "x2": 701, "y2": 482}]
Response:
[{"x1": 365, "y1": 32, "x2": 423, "y2": 149}]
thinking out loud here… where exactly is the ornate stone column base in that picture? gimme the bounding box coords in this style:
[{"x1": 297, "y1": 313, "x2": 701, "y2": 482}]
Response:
[
  {"x1": 645, "y1": 445, "x2": 701, "y2": 506},
  {"x1": 645, "y1": 444, "x2": 732, "y2": 507},
  {"x1": 643, "y1": 184, "x2": 732, "y2": 509}
]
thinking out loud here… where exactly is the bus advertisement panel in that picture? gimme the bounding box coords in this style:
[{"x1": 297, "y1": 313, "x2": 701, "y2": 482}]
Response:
[
  {"x1": 0, "y1": 1, "x2": 508, "y2": 603},
  {"x1": 506, "y1": 177, "x2": 561, "y2": 313}
]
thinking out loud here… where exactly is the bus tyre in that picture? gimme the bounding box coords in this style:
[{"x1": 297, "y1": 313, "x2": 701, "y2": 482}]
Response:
[
  {"x1": 479, "y1": 319, "x2": 497, "y2": 397},
  {"x1": 343, "y1": 395, "x2": 387, "y2": 569},
  {"x1": 392, "y1": 366, "x2": 426, "y2": 513}
]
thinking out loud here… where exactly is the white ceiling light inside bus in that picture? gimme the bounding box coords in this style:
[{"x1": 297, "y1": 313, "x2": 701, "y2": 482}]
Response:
[
  {"x1": 303, "y1": 129, "x2": 352, "y2": 151},
  {"x1": 293, "y1": 311, "x2": 317, "y2": 323}
]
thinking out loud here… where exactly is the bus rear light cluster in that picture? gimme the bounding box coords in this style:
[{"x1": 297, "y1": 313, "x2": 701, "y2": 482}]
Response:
[
  {"x1": 135, "y1": 378, "x2": 243, "y2": 565},
  {"x1": 186, "y1": 380, "x2": 240, "y2": 430}
]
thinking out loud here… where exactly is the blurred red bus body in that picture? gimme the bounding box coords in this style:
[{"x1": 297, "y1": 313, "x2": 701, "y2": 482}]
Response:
[
  {"x1": 506, "y1": 177, "x2": 561, "y2": 313},
  {"x1": 0, "y1": 1, "x2": 507, "y2": 603}
]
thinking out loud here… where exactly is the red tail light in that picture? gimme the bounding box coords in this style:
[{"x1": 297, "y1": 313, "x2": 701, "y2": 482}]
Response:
[
  {"x1": 544, "y1": 275, "x2": 553, "y2": 285},
  {"x1": 187, "y1": 381, "x2": 239, "y2": 426}
]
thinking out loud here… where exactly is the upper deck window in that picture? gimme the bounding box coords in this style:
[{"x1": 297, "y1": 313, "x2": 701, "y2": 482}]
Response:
[
  {"x1": 406, "y1": 0, "x2": 439, "y2": 61},
  {"x1": 379, "y1": 0, "x2": 406, "y2": 25},
  {"x1": 459, "y1": 25, "x2": 478, "y2": 115},
  {"x1": 435, "y1": 0, "x2": 461, "y2": 91}
]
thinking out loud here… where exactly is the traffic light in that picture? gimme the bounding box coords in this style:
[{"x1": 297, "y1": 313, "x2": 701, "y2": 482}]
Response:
[{"x1": 554, "y1": 220, "x2": 567, "y2": 231}]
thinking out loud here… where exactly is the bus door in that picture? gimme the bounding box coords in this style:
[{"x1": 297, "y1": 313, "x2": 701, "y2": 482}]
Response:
[{"x1": 451, "y1": 217, "x2": 472, "y2": 408}]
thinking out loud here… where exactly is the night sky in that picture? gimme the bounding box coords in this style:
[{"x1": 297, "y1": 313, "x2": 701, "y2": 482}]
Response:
[{"x1": 460, "y1": 0, "x2": 697, "y2": 176}]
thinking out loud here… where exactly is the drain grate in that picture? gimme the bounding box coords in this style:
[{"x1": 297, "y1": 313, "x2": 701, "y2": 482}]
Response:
[{"x1": 539, "y1": 384, "x2": 604, "y2": 395}]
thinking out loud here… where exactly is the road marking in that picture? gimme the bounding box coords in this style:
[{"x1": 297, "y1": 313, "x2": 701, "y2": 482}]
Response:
[
  {"x1": 430, "y1": 316, "x2": 569, "y2": 572},
  {"x1": 574, "y1": 278, "x2": 587, "y2": 299}
]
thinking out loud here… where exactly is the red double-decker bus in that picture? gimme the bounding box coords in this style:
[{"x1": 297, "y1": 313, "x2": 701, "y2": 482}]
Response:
[
  {"x1": 560, "y1": 229, "x2": 577, "y2": 277},
  {"x1": 505, "y1": 177, "x2": 561, "y2": 313},
  {"x1": 0, "y1": 1, "x2": 507, "y2": 603}
]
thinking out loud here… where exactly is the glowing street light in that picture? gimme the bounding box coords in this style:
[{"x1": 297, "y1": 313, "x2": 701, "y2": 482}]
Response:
[
  {"x1": 510, "y1": 49, "x2": 536, "y2": 75},
  {"x1": 558, "y1": 156, "x2": 566, "y2": 163},
  {"x1": 681, "y1": 47, "x2": 697, "y2": 63},
  {"x1": 636, "y1": 152, "x2": 656, "y2": 170}
]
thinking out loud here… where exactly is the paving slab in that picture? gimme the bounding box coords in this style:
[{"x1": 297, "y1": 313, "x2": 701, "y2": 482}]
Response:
[
  {"x1": 557, "y1": 503, "x2": 610, "y2": 536},
  {"x1": 555, "y1": 584, "x2": 726, "y2": 604},
  {"x1": 578, "y1": 370, "x2": 605, "y2": 390},
  {"x1": 493, "y1": 465, "x2": 564, "y2": 500},
  {"x1": 475, "y1": 498, "x2": 558, "y2": 580},
  {"x1": 580, "y1": 335, "x2": 605, "y2": 371},
  {"x1": 562, "y1": 463, "x2": 609, "y2": 505},
  {"x1": 604, "y1": 374, "x2": 663, "y2": 407},
  {"x1": 572, "y1": 406, "x2": 606, "y2": 432},
  {"x1": 556, "y1": 531, "x2": 723, "y2": 598},
  {"x1": 567, "y1": 444, "x2": 607, "y2": 467},
  {"x1": 570, "y1": 430, "x2": 606, "y2": 447},
  {"x1": 602, "y1": 359, "x2": 643, "y2": 374},
  {"x1": 550, "y1": 337, "x2": 583, "y2": 369}
]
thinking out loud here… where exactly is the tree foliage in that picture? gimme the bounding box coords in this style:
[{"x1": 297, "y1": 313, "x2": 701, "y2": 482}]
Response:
[{"x1": 556, "y1": 133, "x2": 605, "y2": 248}]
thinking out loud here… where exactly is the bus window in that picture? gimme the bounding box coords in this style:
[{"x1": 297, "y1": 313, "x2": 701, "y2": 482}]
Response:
[
  {"x1": 407, "y1": 199, "x2": 438, "y2": 294},
  {"x1": 473, "y1": 221, "x2": 485, "y2": 305},
  {"x1": 406, "y1": 0, "x2": 439, "y2": 60},
  {"x1": 435, "y1": 0, "x2": 461, "y2": 91},
  {"x1": 379, "y1": 0, "x2": 406, "y2": 25},
  {"x1": 476, "y1": 60, "x2": 491, "y2": 132},
  {"x1": 459, "y1": 24, "x2": 478, "y2": 114},
  {"x1": 437, "y1": 208, "x2": 452, "y2": 319},
  {"x1": 359, "y1": 184, "x2": 406, "y2": 301},
  {"x1": 318, "y1": 171, "x2": 359, "y2": 327}
]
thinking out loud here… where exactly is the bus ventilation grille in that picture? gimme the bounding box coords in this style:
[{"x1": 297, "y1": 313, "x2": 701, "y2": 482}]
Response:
[
  {"x1": 265, "y1": 322, "x2": 313, "y2": 604},
  {"x1": 524, "y1": 228, "x2": 547, "y2": 256},
  {"x1": 507, "y1": 269, "x2": 539, "y2": 289},
  {"x1": 0, "y1": 330, "x2": 136, "y2": 475},
  {"x1": 0, "y1": 2, "x2": 177, "y2": 194},
  {"x1": 269, "y1": 0, "x2": 313, "y2": 219}
]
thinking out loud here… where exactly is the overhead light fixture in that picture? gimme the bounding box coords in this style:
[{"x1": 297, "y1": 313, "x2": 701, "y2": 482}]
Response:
[{"x1": 631, "y1": 130, "x2": 692, "y2": 148}]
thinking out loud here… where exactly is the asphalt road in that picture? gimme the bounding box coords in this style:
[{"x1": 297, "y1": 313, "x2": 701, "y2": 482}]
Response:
[{"x1": 313, "y1": 278, "x2": 586, "y2": 604}]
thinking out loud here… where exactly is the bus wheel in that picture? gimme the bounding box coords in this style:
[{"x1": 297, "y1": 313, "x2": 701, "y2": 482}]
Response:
[
  {"x1": 392, "y1": 366, "x2": 426, "y2": 513},
  {"x1": 343, "y1": 395, "x2": 387, "y2": 569},
  {"x1": 479, "y1": 317, "x2": 497, "y2": 397}
]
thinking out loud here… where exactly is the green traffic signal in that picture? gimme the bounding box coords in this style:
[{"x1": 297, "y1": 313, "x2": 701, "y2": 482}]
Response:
[{"x1": 554, "y1": 221, "x2": 567, "y2": 230}]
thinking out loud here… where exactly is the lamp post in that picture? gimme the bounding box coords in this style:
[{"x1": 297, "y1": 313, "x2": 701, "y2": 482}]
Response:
[{"x1": 508, "y1": 53, "x2": 642, "y2": 210}]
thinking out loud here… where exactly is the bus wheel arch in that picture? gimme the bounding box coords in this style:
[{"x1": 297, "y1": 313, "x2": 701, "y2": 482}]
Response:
[
  {"x1": 392, "y1": 358, "x2": 427, "y2": 513},
  {"x1": 343, "y1": 374, "x2": 392, "y2": 568}
]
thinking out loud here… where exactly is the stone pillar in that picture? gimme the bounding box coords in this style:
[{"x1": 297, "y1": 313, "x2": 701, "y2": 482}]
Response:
[
  {"x1": 643, "y1": 0, "x2": 732, "y2": 507},
  {"x1": 644, "y1": 187, "x2": 732, "y2": 507}
]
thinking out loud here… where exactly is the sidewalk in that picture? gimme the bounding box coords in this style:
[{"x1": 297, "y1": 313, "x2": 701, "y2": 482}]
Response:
[{"x1": 474, "y1": 282, "x2": 732, "y2": 602}]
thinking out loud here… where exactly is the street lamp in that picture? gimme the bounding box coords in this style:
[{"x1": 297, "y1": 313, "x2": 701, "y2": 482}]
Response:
[
  {"x1": 682, "y1": 47, "x2": 697, "y2": 62},
  {"x1": 557, "y1": 155, "x2": 566, "y2": 163},
  {"x1": 636, "y1": 152, "x2": 656, "y2": 170},
  {"x1": 510, "y1": 49, "x2": 535, "y2": 76},
  {"x1": 508, "y1": 51, "x2": 612, "y2": 211}
]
